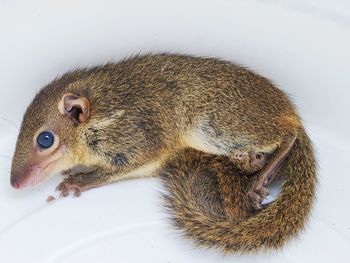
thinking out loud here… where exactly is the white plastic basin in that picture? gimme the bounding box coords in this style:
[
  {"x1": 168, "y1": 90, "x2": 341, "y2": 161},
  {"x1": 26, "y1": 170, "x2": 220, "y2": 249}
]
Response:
[{"x1": 0, "y1": 0, "x2": 349, "y2": 262}]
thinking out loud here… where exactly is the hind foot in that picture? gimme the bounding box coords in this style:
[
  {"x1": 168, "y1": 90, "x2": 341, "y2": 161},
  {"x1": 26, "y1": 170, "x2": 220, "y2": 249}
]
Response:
[
  {"x1": 231, "y1": 150, "x2": 268, "y2": 174},
  {"x1": 248, "y1": 186, "x2": 270, "y2": 210}
]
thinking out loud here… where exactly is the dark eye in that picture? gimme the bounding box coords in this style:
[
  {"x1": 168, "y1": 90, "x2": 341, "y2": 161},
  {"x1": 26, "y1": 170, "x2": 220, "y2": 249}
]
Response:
[{"x1": 37, "y1": 131, "x2": 55, "y2": 149}]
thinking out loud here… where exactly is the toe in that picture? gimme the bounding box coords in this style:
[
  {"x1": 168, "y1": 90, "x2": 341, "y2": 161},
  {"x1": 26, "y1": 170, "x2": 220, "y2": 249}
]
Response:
[
  {"x1": 257, "y1": 187, "x2": 270, "y2": 198},
  {"x1": 248, "y1": 191, "x2": 263, "y2": 206},
  {"x1": 74, "y1": 188, "x2": 82, "y2": 198}
]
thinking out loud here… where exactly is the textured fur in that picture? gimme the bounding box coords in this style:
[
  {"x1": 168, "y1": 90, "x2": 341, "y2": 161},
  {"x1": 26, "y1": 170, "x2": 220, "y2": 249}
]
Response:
[
  {"x1": 161, "y1": 128, "x2": 316, "y2": 253},
  {"x1": 11, "y1": 53, "x2": 317, "y2": 253}
]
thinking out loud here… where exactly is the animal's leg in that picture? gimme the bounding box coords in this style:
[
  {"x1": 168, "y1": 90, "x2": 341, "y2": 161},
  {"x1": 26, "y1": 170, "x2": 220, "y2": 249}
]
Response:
[
  {"x1": 183, "y1": 128, "x2": 273, "y2": 175},
  {"x1": 248, "y1": 136, "x2": 297, "y2": 209},
  {"x1": 56, "y1": 169, "x2": 116, "y2": 197}
]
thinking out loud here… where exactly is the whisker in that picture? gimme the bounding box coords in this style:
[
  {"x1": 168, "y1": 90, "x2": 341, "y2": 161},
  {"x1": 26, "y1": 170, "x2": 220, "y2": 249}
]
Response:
[
  {"x1": 0, "y1": 155, "x2": 11, "y2": 160},
  {"x1": 2, "y1": 118, "x2": 20, "y2": 131},
  {"x1": 1, "y1": 170, "x2": 10, "y2": 177},
  {"x1": 1, "y1": 129, "x2": 18, "y2": 137}
]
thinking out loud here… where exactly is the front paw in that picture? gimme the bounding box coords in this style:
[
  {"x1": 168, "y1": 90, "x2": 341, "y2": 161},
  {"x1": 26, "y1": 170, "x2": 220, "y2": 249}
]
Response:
[{"x1": 56, "y1": 174, "x2": 86, "y2": 198}]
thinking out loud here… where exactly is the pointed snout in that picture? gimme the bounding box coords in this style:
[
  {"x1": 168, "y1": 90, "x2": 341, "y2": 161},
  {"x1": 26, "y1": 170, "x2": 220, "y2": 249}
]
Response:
[
  {"x1": 10, "y1": 175, "x2": 20, "y2": 189},
  {"x1": 10, "y1": 143, "x2": 65, "y2": 190},
  {"x1": 10, "y1": 157, "x2": 61, "y2": 189},
  {"x1": 10, "y1": 167, "x2": 42, "y2": 189},
  {"x1": 10, "y1": 169, "x2": 27, "y2": 189},
  {"x1": 10, "y1": 164, "x2": 36, "y2": 189}
]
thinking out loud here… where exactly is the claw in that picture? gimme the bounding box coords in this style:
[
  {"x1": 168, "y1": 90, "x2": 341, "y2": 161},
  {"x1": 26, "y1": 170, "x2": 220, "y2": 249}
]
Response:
[
  {"x1": 249, "y1": 186, "x2": 270, "y2": 210},
  {"x1": 74, "y1": 188, "x2": 81, "y2": 198},
  {"x1": 257, "y1": 186, "x2": 269, "y2": 198}
]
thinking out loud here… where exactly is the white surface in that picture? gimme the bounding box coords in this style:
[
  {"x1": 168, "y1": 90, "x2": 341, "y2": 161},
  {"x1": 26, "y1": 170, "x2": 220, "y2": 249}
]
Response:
[{"x1": 0, "y1": 0, "x2": 349, "y2": 262}]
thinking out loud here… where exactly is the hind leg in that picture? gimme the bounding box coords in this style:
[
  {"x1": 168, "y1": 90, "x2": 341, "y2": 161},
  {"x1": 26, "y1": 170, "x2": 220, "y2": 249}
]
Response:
[
  {"x1": 229, "y1": 137, "x2": 296, "y2": 210},
  {"x1": 248, "y1": 136, "x2": 297, "y2": 209},
  {"x1": 182, "y1": 128, "x2": 276, "y2": 175},
  {"x1": 184, "y1": 128, "x2": 296, "y2": 209}
]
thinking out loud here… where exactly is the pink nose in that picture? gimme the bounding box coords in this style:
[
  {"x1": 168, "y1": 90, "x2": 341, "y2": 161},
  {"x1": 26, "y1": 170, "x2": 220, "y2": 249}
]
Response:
[{"x1": 10, "y1": 176, "x2": 20, "y2": 189}]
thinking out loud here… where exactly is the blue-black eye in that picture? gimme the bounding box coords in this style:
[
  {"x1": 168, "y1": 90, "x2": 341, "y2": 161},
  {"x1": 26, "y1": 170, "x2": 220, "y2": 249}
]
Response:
[{"x1": 37, "y1": 131, "x2": 55, "y2": 149}]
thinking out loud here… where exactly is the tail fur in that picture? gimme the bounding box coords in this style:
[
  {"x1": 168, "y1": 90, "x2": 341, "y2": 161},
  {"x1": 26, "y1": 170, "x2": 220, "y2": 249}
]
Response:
[{"x1": 160, "y1": 128, "x2": 317, "y2": 253}]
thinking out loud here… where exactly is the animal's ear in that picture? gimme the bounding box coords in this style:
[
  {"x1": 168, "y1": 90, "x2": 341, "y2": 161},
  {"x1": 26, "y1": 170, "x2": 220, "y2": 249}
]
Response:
[{"x1": 58, "y1": 93, "x2": 90, "y2": 124}]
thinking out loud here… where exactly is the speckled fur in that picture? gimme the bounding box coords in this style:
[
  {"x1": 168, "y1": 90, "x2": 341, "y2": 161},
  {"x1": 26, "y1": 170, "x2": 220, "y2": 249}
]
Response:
[
  {"x1": 161, "y1": 128, "x2": 316, "y2": 253},
  {"x1": 12, "y1": 53, "x2": 317, "y2": 253}
]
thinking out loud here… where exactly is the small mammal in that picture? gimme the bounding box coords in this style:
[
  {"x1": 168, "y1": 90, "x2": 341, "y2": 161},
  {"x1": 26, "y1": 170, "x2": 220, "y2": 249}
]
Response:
[{"x1": 11, "y1": 54, "x2": 317, "y2": 253}]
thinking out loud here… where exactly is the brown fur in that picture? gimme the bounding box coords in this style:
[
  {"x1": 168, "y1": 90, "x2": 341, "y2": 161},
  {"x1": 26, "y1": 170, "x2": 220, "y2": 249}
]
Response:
[
  {"x1": 161, "y1": 127, "x2": 316, "y2": 253},
  {"x1": 11, "y1": 53, "x2": 317, "y2": 253}
]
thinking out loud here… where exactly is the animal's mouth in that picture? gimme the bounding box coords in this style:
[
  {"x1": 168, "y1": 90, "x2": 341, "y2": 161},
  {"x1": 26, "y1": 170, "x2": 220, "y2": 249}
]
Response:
[{"x1": 11, "y1": 157, "x2": 62, "y2": 189}]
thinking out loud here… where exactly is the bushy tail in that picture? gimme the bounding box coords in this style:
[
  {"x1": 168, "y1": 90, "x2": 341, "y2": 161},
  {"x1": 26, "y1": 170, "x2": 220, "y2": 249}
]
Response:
[{"x1": 160, "y1": 128, "x2": 317, "y2": 253}]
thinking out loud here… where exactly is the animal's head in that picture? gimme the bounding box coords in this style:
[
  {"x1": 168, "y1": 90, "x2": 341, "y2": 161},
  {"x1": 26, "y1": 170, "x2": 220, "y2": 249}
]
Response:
[{"x1": 10, "y1": 84, "x2": 94, "y2": 189}]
